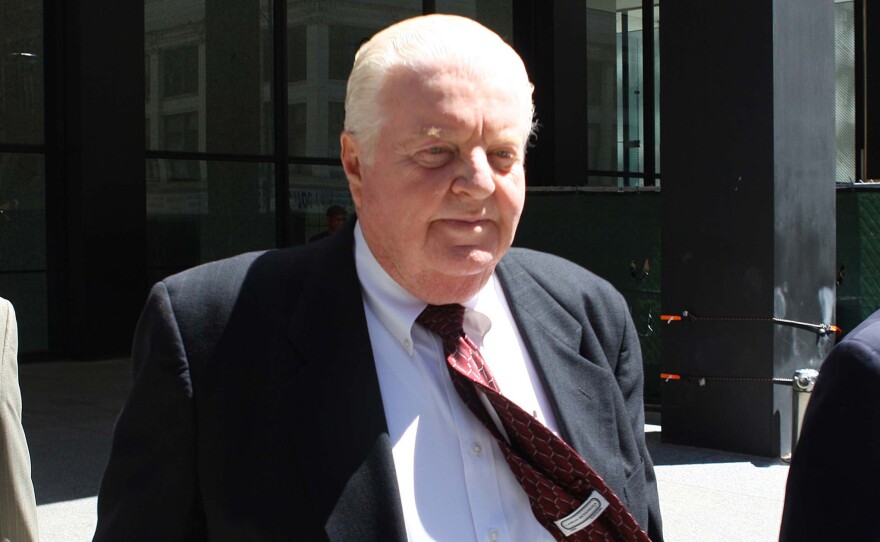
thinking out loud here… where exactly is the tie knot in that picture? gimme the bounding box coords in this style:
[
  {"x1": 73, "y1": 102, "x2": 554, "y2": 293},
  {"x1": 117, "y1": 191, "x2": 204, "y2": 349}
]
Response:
[{"x1": 417, "y1": 304, "x2": 466, "y2": 346}]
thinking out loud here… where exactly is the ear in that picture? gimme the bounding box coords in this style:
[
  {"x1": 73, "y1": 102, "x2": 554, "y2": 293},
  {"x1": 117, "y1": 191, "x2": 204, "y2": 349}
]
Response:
[{"x1": 341, "y1": 132, "x2": 364, "y2": 208}]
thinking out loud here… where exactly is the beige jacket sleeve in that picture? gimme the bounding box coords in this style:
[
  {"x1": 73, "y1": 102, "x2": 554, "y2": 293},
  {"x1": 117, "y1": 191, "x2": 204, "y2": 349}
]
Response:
[{"x1": 0, "y1": 298, "x2": 39, "y2": 542}]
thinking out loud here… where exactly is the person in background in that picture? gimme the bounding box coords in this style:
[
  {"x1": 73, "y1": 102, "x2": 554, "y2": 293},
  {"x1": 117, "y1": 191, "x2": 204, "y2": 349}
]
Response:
[
  {"x1": 779, "y1": 308, "x2": 880, "y2": 541},
  {"x1": 0, "y1": 297, "x2": 39, "y2": 542},
  {"x1": 94, "y1": 14, "x2": 662, "y2": 541},
  {"x1": 309, "y1": 205, "x2": 348, "y2": 242}
]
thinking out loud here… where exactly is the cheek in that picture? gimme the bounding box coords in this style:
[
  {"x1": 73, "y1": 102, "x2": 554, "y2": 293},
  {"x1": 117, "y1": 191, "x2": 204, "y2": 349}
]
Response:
[
  {"x1": 499, "y1": 177, "x2": 526, "y2": 220},
  {"x1": 360, "y1": 179, "x2": 419, "y2": 238},
  {"x1": 359, "y1": 172, "x2": 395, "y2": 215}
]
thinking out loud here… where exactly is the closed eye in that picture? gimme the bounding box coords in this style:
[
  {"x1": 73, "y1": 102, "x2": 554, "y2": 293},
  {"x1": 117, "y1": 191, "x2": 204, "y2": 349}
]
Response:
[
  {"x1": 414, "y1": 146, "x2": 455, "y2": 168},
  {"x1": 489, "y1": 149, "x2": 519, "y2": 172}
]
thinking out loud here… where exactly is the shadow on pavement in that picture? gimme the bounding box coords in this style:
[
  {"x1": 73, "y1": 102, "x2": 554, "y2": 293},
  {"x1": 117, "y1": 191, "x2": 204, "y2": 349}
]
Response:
[
  {"x1": 645, "y1": 431, "x2": 788, "y2": 468},
  {"x1": 19, "y1": 359, "x2": 131, "y2": 505}
]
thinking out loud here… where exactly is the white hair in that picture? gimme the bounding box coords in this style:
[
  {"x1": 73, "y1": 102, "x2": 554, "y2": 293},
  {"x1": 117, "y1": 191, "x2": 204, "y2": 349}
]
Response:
[{"x1": 344, "y1": 14, "x2": 537, "y2": 163}]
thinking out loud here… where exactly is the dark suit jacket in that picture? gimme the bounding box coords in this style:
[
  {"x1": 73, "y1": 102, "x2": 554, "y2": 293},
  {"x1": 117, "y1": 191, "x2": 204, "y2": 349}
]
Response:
[
  {"x1": 779, "y1": 309, "x2": 880, "y2": 542},
  {"x1": 94, "y1": 222, "x2": 663, "y2": 541}
]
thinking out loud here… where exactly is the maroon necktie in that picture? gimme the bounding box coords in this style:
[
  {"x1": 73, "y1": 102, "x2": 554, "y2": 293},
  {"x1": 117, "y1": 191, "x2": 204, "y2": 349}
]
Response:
[{"x1": 417, "y1": 304, "x2": 651, "y2": 542}]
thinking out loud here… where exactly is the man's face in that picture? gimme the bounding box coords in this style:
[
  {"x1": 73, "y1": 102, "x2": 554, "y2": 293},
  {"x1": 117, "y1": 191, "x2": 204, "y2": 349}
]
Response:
[{"x1": 343, "y1": 62, "x2": 528, "y2": 304}]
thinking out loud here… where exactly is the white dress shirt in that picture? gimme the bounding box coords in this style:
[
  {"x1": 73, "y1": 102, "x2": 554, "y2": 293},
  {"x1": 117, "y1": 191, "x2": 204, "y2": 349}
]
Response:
[{"x1": 354, "y1": 223, "x2": 558, "y2": 542}]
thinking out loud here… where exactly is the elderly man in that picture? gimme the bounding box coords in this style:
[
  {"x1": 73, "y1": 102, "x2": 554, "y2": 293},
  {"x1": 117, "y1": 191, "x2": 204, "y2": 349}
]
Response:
[{"x1": 94, "y1": 14, "x2": 662, "y2": 542}]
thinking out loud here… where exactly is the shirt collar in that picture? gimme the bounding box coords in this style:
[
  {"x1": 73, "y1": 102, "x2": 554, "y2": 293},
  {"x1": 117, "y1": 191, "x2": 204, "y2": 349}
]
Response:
[{"x1": 354, "y1": 221, "x2": 493, "y2": 355}]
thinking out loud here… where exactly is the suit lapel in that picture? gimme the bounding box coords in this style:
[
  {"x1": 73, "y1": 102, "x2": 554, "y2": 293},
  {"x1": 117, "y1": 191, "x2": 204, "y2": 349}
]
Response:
[
  {"x1": 280, "y1": 224, "x2": 406, "y2": 541},
  {"x1": 495, "y1": 255, "x2": 622, "y2": 476}
]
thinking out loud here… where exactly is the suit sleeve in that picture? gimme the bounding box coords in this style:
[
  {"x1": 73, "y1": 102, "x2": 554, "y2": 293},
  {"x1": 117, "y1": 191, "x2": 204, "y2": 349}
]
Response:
[
  {"x1": 778, "y1": 336, "x2": 880, "y2": 542},
  {"x1": 615, "y1": 298, "x2": 663, "y2": 542},
  {"x1": 93, "y1": 283, "x2": 206, "y2": 541}
]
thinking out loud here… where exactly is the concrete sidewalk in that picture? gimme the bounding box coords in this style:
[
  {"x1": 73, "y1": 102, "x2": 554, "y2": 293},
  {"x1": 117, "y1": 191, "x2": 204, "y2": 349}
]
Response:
[{"x1": 20, "y1": 358, "x2": 789, "y2": 541}]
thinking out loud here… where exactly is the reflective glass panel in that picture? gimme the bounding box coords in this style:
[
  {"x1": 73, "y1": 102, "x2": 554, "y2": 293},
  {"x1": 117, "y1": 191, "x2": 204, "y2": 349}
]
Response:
[
  {"x1": 586, "y1": 1, "x2": 619, "y2": 186},
  {"x1": 0, "y1": 153, "x2": 44, "y2": 271},
  {"x1": 0, "y1": 1, "x2": 43, "y2": 145},
  {"x1": 834, "y1": 0, "x2": 856, "y2": 183},
  {"x1": 587, "y1": 0, "x2": 658, "y2": 187},
  {"x1": 145, "y1": 0, "x2": 274, "y2": 155},
  {"x1": 435, "y1": 0, "x2": 514, "y2": 43},
  {"x1": 0, "y1": 273, "x2": 46, "y2": 352},
  {"x1": 616, "y1": 6, "x2": 643, "y2": 179},
  {"x1": 285, "y1": 0, "x2": 422, "y2": 158},
  {"x1": 147, "y1": 159, "x2": 275, "y2": 280},
  {"x1": 288, "y1": 164, "x2": 352, "y2": 245},
  {"x1": 653, "y1": 5, "x2": 660, "y2": 178},
  {"x1": 0, "y1": 153, "x2": 46, "y2": 350}
]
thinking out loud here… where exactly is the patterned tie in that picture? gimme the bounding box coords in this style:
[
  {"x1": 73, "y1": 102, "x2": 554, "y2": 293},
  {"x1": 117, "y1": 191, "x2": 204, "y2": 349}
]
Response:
[{"x1": 417, "y1": 304, "x2": 651, "y2": 542}]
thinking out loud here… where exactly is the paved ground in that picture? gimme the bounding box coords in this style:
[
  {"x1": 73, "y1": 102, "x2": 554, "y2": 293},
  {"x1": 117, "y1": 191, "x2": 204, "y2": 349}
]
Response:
[{"x1": 19, "y1": 358, "x2": 790, "y2": 541}]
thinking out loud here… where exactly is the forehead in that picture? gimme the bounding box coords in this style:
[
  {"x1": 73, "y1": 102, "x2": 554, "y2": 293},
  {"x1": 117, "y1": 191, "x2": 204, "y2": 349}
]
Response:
[{"x1": 379, "y1": 63, "x2": 529, "y2": 142}]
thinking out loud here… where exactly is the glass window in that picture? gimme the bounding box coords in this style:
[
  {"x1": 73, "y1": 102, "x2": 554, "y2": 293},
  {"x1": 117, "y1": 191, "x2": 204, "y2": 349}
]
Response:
[
  {"x1": 0, "y1": 1, "x2": 43, "y2": 145},
  {"x1": 262, "y1": 28, "x2": 274, "y2": 84},
  {"x1": 435, "y1": 0, "x2": 514, "y2": 42},
  {"x1": 161, "y1": 45, "x2": 199, "y2": 98},
  {"x1": 163, "y1": 112, "x2": 199, "y2": 152},
  {"x1": 146, "y1": 0, "x2": 274, "y2": 155},
  {"x1": 0, "y1": 0, "x2": 45, "y2": 352},
  {"x1": 616, "y1": 7, "x2": 644, "y2": 179},
  {"x1": 289, "y1": 25, "x2": 307, "y2": 82},
  {"x1": 289, "y1": 102, "x2": 307, "y2": 156},
  {"x1": 586, "y1": 2, "x2": 616, "y2": 185},
  {"x1": 288, "y1": 164, "x2": 352, "y2": 245},
  {"x1": 147, "y1": 157, "x2": 160, "y2": 186},
  {"x1": 147, "y1": 159, "x2": 275, "y2": 280},
  {"x1": 584, "y1": 1, "x2": 659, "y2": 188},
  {"x1": 162, "y1": 112, "x2": 201, "y2": 182},
  {"x1": 327, "y1": 102, "x2": 345, "y2": 158},
  {"x1": 329, "y1": 25, "x2": 374, "y2": 81},
  {"x1": 0, "y1": 153, "x2": 44, "y2": 271},
  {"x1": 0, "y1": 272, "x2": 46, "y2": 351},
  {"x1": 835, "y1": 0, "x2": 856, "y2": 183},
  {"x1": 285, "y1": 0, "x2": 422, "y2": 159},
  {"x1": 653, "y1": 5, "x2": 660, "y2": 176},
  {"x1": 145, "y1": 55, "x2": 151, "y2": 104},
  {"x1": 0, "y1": 153, "x2": 46, "y2": 350}
]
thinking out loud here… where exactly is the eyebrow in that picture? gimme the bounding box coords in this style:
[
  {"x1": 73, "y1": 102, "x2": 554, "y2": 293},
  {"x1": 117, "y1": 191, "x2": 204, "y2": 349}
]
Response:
[{"x1": 415, "y1": 124, "x2": 527, "y2": 149}]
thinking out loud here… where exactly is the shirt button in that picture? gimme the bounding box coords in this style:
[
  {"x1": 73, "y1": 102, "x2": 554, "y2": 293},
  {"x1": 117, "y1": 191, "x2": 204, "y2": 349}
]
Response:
[
  {"x1": 487, "y1": 528, "x2": 499, "y2": 541},
  {"x1": 472, "y1": 443, "x2": 482, "y2": 456},
  {"x1": 403, "y1": 338, "x2": 412, "y2": 350}
]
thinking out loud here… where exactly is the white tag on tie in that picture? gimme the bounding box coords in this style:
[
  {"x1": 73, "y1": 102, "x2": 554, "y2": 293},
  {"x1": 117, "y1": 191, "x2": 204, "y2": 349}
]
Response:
[{"x1": 553, "y1": 491, "x2": 610, "y2": 536}]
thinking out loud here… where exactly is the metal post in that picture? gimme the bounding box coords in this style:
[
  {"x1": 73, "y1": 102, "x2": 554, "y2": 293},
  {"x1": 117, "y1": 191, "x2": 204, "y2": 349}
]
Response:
[{"x1": 791, "y1": 369, "x2": 819, "y2": 454}]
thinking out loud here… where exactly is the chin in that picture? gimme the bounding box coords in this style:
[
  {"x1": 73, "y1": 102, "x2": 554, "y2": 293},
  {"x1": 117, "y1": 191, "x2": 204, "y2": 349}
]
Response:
[{"x1": 448, "y1": 249, "x2": 497, "y2": 274}]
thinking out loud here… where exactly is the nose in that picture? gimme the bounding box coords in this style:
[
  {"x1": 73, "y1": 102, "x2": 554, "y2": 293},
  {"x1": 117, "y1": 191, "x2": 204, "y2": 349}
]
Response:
[{"x1": 451, "y1": 148, "x2": 496, "y2": 199}]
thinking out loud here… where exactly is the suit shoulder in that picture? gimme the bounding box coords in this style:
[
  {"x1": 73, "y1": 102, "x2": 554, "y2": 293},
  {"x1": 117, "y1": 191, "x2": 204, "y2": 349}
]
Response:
[
  {"x1": 162, "y1": 246, "x2": 317, "y2": 295},
  {"x1": 142, "y1": 247, "x2": 318, "y2": 364},
  {"x1": 504, "y1": 247, "x2": 623, "y2": 303},
  {"x1": 823, "y1": 320, "x2": 880, "y2": 381},
  {"x1": 842, "y1": 310, "x2": 880, "y2": 353},
  {"x1": 163, "y1": 250, "x2": 267, "y2": 288},
  {"x1": 156, "y1": 247, "x2": 315, "y2": 325}
]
